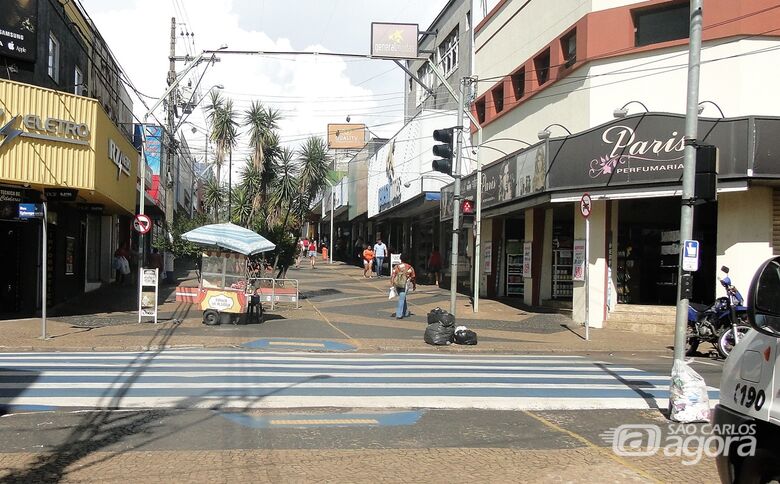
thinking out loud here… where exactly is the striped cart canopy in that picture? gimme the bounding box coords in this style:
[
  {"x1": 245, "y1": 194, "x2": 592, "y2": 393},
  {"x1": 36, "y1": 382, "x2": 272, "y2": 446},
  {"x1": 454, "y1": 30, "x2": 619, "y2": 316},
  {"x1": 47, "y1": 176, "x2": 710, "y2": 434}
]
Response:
[{"x1": 181, "y1": 223, "x2": 276, "y2": 256}]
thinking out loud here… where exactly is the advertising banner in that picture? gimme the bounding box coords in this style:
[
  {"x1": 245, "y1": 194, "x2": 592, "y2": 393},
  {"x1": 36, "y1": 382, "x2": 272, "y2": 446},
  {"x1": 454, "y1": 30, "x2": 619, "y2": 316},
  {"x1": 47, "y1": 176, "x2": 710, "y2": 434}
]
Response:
[
  {"x1": 328, "y1": 124, "x2": 366, "y2": 149},
  {"x1": 371, "y1": 23, "x2": 418, "y2": 59},
  {"x1": 522, "y1": 242, "x2": 532, "y2": 278},
  {"x1": 572, "y1": 240, "x2": 586, "y2": 282},
  {"x1": 0, "y1": 0, "x2": 37, "y2": 62}
]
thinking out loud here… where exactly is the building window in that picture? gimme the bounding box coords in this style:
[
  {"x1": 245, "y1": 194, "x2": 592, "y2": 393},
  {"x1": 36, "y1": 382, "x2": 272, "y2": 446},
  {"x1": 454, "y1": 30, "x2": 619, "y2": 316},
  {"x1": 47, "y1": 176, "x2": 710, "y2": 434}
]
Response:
[
  {"x1": 475, "y1": 98, "x2": 486, "y2": 123},
  {"x1": 511, "y1": 68, "x2": 526, "y2": 100},
  {"x1": 561, "y1": 29, "x2": 577, "y2": 68},
  {"x1": 634, "y1": 2, "x2": 689, "y2": 47},
  {"x1": 437, "y1": 28, "x2": 459, "y2": 78},
  {"x1": 74, "y1": 66, "x2": 84, "y2": 95},
  {"x1": 492, "y1": 84, "x2": 504, "y2": 114},
  {"x1": 416, "y1": 63, "x2": 435, "y2": 106},
  {"x1": 534, "y1": 49, "x2": 550, "y2": 86},
  {"x1": 48, "y1": 33, "x2": 60, "y2": 83}
]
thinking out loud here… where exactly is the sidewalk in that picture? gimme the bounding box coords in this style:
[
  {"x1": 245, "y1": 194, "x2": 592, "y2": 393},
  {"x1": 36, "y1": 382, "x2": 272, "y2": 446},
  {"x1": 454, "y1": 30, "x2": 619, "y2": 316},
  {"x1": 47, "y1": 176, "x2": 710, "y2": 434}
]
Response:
[{"x1": 0, "y1": 261, "x2": 675, "y2": 353}]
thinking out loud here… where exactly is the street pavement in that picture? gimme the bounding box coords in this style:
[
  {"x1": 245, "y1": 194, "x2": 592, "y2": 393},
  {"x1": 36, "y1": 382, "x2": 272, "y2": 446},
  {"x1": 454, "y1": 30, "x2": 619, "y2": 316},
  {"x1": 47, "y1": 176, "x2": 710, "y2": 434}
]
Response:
[
  {"x1": 0, "y1": 350, "x2": 718, "y2": 411},
  {"x1": 0, "y1": 261, "x2": 685, "y2": 355}
]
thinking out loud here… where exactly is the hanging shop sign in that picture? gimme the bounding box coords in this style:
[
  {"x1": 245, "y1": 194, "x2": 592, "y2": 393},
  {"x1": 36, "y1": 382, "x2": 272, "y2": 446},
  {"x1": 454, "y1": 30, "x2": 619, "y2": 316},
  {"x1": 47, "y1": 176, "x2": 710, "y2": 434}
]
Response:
[
  {"x1": 370, "y1": 22, "x2": 418, "y2": 59},
  {"x1": 327, "y1": 123, "x2": 366, "y2": 149}
]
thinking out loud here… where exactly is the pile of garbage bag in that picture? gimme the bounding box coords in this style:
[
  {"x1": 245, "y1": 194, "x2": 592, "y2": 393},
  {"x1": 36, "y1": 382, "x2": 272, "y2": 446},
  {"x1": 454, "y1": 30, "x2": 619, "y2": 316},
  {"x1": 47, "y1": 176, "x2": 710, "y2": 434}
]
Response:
[{"x1": 424, "y1": 308, "x2": 478, "y2": 346}]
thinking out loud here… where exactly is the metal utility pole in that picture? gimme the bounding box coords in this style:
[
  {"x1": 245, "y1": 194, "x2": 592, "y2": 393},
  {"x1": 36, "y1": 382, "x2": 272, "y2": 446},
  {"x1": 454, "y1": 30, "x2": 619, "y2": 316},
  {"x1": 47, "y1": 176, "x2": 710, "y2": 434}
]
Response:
[
  {"x1": 673, "y1": 1, "x2": 703, "y2": 362},
  {"x1": 165, "y1": 16, "x2": 177, "y2": 242},
  {"x1": 449, "y1": 79, "x2": 465, "y2": 315}
]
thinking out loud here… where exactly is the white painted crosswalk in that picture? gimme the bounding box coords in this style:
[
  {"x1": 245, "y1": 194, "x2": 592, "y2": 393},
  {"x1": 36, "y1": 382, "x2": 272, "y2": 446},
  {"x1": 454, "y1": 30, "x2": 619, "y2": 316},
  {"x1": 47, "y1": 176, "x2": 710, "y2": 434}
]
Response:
[{"x1": 0, "y1": 351, "x2": 719, "y2": 411}]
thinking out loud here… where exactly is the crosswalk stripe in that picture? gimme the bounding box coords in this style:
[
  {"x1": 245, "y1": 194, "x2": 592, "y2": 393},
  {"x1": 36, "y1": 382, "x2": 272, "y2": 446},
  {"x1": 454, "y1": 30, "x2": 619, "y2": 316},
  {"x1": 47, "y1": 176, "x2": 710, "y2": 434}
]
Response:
[{"x1": 0, "y1": 350, "x2": 719, "y2": 411}]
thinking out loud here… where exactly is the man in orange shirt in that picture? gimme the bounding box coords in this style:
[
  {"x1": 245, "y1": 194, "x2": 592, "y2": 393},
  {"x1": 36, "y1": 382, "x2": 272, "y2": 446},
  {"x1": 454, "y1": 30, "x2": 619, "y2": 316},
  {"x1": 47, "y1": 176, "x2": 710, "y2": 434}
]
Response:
[{"x1": 362, "y1": 245, "x2": 375, "y2": 278}]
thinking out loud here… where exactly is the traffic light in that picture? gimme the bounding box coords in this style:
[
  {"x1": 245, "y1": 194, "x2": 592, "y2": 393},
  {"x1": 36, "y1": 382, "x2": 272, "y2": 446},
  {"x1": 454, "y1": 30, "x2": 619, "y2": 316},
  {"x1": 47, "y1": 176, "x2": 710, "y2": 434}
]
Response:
[
  {"x1": 460, "y1": 198, "x2": 475, "y2": 229},
  {"x1": 695, "y1": 144, "x2": 718, "y2": 203},
  {"x1": 432, "y1": 128, "x2": 454, "y2": 174}
]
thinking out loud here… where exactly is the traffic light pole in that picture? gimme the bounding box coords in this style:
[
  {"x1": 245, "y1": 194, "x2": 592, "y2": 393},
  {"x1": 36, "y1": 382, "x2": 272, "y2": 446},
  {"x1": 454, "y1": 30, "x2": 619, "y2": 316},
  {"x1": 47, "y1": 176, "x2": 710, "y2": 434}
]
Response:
[
  {"x1": 673, "y1": 1, "x2": 703, "y2": 363},
  {"x1": 449, "y1": 80, "x2": 465, "y2": 316}
]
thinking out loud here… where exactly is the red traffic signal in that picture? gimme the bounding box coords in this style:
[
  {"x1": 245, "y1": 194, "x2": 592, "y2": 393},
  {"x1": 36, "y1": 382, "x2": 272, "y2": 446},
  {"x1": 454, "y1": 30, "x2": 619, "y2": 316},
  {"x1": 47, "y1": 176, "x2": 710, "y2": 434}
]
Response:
[{"x1": 461, "y1": 199, "x2": 474, "y2": 214}]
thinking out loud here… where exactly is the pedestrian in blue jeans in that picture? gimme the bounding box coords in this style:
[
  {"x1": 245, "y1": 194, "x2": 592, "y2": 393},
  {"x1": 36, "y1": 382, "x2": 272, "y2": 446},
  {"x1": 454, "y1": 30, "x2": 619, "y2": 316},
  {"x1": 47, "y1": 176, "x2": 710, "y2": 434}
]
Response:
[
  {"x1": 390, "y1": 255, "x2": 416, "y2": 319},
  {"x1": 373, "y1": 238, "x2": 387, "y2": 277}
]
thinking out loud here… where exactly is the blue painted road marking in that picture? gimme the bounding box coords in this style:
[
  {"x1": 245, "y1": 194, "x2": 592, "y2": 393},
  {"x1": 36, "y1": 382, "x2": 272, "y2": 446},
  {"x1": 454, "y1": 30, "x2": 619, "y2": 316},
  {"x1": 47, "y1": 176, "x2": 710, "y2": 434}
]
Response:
[
  {"x1": 218, "y1": 410, "x2": 423, "y2": 428},
  {"x1": 241, "y1": 338, "x2": 356, "y2": 352}
]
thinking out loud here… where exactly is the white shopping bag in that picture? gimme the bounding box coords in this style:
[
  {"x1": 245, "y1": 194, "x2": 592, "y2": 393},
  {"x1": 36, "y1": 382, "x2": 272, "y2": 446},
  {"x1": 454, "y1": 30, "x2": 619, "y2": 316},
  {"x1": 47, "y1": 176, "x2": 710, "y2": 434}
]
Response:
[{"x1": 388, "y1": 286, "x2": 398, "y2": 299}]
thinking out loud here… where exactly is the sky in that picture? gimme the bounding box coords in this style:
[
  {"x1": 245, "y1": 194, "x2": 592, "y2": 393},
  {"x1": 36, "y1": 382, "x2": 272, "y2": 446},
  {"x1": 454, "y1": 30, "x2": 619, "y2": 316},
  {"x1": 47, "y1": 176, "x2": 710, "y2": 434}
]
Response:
[{"x1": 79, "y1": 0, "x2": 450, "y2": 169}]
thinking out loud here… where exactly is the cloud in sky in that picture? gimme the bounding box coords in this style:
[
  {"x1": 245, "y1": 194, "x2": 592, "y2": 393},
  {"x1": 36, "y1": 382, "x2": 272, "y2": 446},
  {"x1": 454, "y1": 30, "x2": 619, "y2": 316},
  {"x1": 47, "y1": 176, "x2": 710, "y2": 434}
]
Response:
[{"x1": 79, "y1": 0, "x2": 449, "y2": 168}]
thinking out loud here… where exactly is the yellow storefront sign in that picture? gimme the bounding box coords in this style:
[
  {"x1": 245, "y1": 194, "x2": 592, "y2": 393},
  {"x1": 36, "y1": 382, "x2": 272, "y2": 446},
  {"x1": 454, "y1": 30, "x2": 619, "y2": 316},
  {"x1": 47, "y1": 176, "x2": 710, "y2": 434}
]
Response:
[{"x1": 0, "y1": 79, "x2": 138, "y2": 214}]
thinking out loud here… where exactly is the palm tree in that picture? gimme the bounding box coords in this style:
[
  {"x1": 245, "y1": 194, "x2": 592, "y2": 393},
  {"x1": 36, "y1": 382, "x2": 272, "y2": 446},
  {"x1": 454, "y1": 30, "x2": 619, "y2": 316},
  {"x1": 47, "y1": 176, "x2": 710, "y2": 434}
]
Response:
[
  {"x1": 205, "y1": 92, "x2": 238, "y2": 220},
  {"x1": 202, "y1": 178, "x2": 225, "y2": 222},
  {"x1": 298, "y1": 136, "x2": 331, "y2": 209},
  {"x1": 230, "y1": 185, "x2": 252, "y2": 226},
  {"x1": 244, "y1": 101, "x2": 281, "y2": 171},
  {"x1": 271, "y1": 147, "x2": 300, "y2": 232}
]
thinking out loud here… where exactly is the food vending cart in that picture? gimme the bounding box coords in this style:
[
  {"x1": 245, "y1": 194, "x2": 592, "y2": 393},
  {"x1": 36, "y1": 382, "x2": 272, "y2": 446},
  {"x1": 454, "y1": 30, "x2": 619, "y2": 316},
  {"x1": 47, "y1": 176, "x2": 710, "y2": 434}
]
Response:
[{"x1": 181, "y1": 223, "x2": 277, "y2": 326}]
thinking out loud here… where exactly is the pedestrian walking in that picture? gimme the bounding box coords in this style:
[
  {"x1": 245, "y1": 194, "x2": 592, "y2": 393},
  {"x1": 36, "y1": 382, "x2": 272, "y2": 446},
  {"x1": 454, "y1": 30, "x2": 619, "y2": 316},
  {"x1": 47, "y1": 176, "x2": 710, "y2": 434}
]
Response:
[
  {"x1": 428, "y1": 246, "x2": 442, "y2": 286},
  {"x1": 373, "y1": 238, "x2": 387, "y2": 277},
  {"x1": 362, "y1": 244, "x2": 375, "y2": 278},
  {"x1": 113, "y1": 244, "x2": 130, "y2": 284},
  {"x1": 390, "y1": 254, "x2": 416, "y2": 320},
  {"x1": 308, "y1": 239, "x2": 318, "y2": 269},
  {"x1": 149, "y1": 248, "x2": 164, "y2": 279},
  {"x1": 295, "y1": 238, "x2": 307, "y2": 268}
]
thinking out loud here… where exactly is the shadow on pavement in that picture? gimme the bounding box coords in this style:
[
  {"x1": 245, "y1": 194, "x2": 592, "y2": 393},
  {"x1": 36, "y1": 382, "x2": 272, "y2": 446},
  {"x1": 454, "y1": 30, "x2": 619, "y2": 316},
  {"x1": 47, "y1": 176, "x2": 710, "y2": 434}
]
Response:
[
  {"x1": 0, "y1": 368, "x2": 41, "y2": 417},
  {"x1": 594, "y1": 362, "x2": 660, "y2": 410},
  {"x1": 0, "y1": 319, "x2": 327, "y2": 483}
]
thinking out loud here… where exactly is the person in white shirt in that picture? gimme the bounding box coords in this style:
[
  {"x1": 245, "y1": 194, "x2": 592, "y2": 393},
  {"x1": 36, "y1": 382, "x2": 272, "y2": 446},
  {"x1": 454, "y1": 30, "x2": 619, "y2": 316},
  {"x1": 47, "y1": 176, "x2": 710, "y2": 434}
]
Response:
[{"x1": 373, "y1": 238, "x2": 387, "y2": 277}]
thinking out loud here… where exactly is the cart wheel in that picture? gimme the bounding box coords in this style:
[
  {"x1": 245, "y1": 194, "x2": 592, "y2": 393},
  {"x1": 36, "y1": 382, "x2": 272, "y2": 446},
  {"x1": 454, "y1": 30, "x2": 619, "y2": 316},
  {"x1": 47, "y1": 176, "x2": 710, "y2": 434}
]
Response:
[{"x1": 203, "y1": 310, "x2": 220, "y2": 326}]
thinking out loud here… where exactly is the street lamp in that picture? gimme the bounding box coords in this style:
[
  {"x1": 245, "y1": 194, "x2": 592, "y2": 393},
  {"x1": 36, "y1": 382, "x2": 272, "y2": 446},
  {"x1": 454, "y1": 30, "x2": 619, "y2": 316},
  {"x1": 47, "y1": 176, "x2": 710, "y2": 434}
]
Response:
[
  {"x1": 613, "y1": 100, "x2": 650, "y2": 118},
  {"x1": 403, "y1": 173, "x2": 451, "y2": 190},
  {"x1": 698, "y1": 100, "x2": 725, "y2": 118}
]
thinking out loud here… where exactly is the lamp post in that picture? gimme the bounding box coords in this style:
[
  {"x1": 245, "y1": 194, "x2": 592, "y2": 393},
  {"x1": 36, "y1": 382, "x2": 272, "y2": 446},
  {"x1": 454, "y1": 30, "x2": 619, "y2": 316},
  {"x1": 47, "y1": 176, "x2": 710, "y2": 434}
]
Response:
[
  {"x1": 697, "y1": 100, "x2": 725, "y2": 118},
  {"x1": 613, "y1": 100, "x2": 650, "y2": 118},
  {"x1": 137, "y1": 46, "x2": 225, "y2": 314}
]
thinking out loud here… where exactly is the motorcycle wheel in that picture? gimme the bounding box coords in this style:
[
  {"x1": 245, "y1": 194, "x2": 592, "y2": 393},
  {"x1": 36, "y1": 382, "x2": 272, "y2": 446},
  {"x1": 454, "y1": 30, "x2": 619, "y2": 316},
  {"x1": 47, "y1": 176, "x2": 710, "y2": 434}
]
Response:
[
  {"x1": 685, "y1": 325, "x2": 700, "y2": 356},
  {"x1": 716, "y1": 324, "x2": 751, "y2": 359}
]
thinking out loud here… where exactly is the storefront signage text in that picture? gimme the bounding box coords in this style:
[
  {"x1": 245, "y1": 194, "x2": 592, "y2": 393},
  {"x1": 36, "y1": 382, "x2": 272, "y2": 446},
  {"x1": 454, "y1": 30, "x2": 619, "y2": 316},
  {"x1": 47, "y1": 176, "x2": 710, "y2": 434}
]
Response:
[
  {"x1": 589, "y1": 125, "x2": 685, "y2": 178},
  {"x1": 23, "y1": 115, "x2": 90, "y2": 140},
  {"x1": 109, "y1": 139, "x2": 131, "y2": 176}
]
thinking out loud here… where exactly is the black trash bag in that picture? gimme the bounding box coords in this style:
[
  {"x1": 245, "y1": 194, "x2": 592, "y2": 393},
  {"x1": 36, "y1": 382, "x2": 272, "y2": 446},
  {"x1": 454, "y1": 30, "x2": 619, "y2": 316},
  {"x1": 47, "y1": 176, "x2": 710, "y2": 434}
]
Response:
[
  {"x1": 424, "y1": 321, "x2": 454, "y2": 345},
  {"x1": 427, "y1": 307, "x2": 455, "y2": 327},
  {"x1": 454, "y1": 329, "x2": 478, "y2": 345}
]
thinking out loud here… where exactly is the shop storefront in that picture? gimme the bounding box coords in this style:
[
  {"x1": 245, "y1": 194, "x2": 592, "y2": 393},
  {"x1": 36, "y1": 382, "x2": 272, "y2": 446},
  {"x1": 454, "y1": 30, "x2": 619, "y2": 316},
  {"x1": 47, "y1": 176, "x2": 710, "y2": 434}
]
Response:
[
  {"x1": 451, "y1": 112, "x2": 780, "y2": 331},
  {"x1": 0, "y1": 79, "x2": 139, "y2": 317}
]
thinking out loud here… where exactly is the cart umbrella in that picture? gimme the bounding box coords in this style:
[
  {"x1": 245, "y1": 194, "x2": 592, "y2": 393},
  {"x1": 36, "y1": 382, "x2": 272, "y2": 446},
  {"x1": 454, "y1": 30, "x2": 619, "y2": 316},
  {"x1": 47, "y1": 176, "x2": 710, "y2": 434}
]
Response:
[{"x1": 181, "y1": 223, "x2": 276, "y2": 256}]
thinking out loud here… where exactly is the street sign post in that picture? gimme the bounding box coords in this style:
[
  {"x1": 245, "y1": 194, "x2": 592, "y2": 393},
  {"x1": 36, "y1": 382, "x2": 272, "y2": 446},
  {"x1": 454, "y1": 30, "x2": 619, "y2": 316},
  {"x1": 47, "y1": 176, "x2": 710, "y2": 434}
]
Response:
[
  {"x1": 580, "y1": 193, "x2": 592, "y2": 341},
  {"x1": 133, "y1": 213, "x2": 152, "y2": 234},
  {"x1": 682, "y1": 240, "x2": 700, "y2": 272}
]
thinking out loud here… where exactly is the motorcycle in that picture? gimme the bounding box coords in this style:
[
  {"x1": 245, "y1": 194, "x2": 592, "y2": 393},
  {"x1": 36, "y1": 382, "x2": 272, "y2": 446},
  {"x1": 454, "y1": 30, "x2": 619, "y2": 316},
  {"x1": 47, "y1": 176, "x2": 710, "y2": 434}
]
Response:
[{"x1": 686, "y1": 266, "x2": 750, "y2": 359}]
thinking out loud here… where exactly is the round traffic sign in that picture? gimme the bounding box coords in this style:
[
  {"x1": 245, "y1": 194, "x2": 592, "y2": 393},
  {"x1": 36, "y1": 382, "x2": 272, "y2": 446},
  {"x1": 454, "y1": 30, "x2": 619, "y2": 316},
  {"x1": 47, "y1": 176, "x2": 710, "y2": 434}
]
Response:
[
  {"x1": 580, "y1": 193, "x2": 592, "y2": 218},
  {"x1": 133, "y1": 213, "x2": 152, "y2": 234}
]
